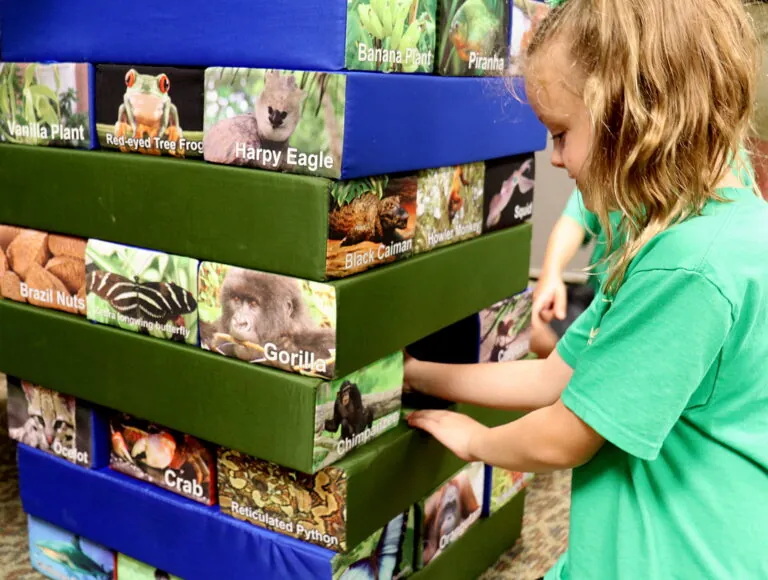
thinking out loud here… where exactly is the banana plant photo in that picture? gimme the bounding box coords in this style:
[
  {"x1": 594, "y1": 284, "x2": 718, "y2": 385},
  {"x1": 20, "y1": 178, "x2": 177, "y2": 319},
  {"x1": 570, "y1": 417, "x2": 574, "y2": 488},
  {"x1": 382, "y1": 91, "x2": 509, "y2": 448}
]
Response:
[{"x1": 346, "y1": 0, "x2": 437, "y2": 73}]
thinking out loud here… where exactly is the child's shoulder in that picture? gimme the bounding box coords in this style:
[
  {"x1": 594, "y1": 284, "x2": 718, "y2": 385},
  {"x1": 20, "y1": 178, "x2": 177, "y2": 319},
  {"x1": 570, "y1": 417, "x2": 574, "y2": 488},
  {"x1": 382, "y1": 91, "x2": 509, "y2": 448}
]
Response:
[{"x1": 630, "y1": 189, "x2": 768, "y2": 301}]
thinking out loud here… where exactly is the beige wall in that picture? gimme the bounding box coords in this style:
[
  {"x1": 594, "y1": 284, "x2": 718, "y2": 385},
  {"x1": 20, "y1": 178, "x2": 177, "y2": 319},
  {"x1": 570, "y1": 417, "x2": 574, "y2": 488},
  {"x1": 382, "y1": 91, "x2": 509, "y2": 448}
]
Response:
[{"x1": 530, "y1": 141, "x2": 591, "y2": 282}]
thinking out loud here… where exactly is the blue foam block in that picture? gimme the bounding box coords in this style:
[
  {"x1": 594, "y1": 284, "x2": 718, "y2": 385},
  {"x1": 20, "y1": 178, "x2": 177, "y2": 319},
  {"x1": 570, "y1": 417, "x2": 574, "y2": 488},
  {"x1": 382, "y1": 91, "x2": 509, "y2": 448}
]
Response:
[
  {"x1": 201, "y1": 68, "x2": 545, "y2": 179},
  {"x1": 340, "y1": 74, "x2": 545, "y2": 178},
  {"x1": 0, "y1": 0, "x2": 346, "y2": 71},
  {"x1": 18, "y1": 445, "x2": 333, "y2": 580}
]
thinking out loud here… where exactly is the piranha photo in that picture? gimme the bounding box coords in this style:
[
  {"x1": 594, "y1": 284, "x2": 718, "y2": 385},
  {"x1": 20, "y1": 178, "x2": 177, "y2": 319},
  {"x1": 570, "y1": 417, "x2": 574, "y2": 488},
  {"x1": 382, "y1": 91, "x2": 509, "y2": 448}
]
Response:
[
  {"x1": 28, "y1": 515, "x2": 114, "y2": 580},
  {"x1": 483, "y1": 155, "x2": 535, "y2": 232},
  {"x1": 95, "y1": 64, "x2": 205, "y2": 158},
  {"x1": 437, "y1": 0, "x2": 511, "y2": 76}
]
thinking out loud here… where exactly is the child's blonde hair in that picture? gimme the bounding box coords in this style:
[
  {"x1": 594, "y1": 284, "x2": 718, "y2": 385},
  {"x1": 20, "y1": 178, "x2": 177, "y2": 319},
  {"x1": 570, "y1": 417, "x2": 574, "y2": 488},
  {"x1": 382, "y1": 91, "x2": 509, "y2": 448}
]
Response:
[{"x1": 525, "y1": 0, "x2": 760, "y2": 295}]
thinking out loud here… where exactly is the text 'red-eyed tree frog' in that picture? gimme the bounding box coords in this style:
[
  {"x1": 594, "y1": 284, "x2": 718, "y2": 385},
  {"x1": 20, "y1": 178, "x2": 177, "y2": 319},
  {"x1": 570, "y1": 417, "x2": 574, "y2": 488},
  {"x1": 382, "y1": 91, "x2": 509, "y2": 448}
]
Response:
[{"x1": 115, "y1": 69, "x2": 185, "y2": 156}]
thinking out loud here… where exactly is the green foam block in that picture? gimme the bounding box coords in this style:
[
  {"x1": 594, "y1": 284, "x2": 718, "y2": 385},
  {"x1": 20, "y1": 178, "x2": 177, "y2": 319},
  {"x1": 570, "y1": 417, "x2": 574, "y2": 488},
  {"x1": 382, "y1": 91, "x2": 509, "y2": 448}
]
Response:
[
  {"x1": 0, "y1": 145, "x2": 532, "y2": 284},
  {"x1": 0, "y1": 219, "x2": 530, "y2": 379},
  {"x1": 0, "y1": 297, "x2": 525, "y2": 543},
  {"x1": 0, "y1": 144, "x2": 330, "y2": 280}
]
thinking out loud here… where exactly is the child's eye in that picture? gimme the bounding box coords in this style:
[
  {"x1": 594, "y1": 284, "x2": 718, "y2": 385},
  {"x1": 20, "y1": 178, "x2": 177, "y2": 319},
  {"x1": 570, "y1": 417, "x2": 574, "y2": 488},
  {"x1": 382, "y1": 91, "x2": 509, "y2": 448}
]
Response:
[{"x1": 552, "y1": 131, "x2": 566, "y2": 143}]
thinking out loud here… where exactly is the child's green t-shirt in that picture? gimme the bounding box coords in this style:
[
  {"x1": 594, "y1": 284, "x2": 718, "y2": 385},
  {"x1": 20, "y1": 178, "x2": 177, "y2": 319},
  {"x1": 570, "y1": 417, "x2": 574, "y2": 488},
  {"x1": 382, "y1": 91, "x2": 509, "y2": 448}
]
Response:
[
  {"x1": 561, "y1": 150, "x2": 755, "y2": 292},
  {"x1": 548, "y1": 186, "x2": 768, "y2": 579}
]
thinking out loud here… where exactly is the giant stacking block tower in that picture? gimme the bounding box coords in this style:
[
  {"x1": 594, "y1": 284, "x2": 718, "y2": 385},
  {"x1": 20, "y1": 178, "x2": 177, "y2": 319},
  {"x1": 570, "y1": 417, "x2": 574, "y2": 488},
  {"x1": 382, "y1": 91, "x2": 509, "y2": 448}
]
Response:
[{"x1": 1, "y1": 1, "x2": 547, "y2": 578}]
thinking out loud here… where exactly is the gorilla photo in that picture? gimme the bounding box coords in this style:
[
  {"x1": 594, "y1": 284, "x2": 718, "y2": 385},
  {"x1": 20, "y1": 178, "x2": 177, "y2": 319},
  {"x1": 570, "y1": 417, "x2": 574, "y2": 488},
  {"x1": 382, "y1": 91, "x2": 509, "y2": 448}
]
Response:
[
  {"x1": 201, "y1": 267, "x2": 336, "y2": 372},
  {"x1": 324, "y1": 381, "x2": 374, "y2": 440}
]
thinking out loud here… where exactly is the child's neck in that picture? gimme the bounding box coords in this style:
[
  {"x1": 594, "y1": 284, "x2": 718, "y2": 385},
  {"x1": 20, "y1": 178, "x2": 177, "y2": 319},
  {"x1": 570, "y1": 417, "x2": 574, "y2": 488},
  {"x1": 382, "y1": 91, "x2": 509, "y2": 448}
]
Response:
[{"x1": 717, "y1": 170, "x2": 744, "y2": 190}]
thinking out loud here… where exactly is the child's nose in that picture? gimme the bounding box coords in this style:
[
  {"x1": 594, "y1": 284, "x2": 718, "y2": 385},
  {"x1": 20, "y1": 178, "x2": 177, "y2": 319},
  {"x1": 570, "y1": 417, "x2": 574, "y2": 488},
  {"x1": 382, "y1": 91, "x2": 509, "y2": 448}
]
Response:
[{"x1": 550, "y1": 148, "x2": 565, "y2": 169}]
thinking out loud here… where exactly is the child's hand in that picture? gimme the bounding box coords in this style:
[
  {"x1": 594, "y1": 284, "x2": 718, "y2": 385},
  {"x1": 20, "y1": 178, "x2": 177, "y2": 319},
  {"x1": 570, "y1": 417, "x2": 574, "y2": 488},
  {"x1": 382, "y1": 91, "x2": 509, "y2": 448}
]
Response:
[
  {"x1": 533, "y1": 273, "x2": 568, "y2": 323},
  {"x1": 407, "y1": 409, "x2": 486, "y2": 462}
]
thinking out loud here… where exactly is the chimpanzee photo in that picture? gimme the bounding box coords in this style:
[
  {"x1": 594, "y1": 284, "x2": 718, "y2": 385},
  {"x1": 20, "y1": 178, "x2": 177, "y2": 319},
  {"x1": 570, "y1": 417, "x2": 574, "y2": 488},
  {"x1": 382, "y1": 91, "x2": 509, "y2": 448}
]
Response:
[{"x1": 324, "y1": 380, "x2": 374, "y2": 440}]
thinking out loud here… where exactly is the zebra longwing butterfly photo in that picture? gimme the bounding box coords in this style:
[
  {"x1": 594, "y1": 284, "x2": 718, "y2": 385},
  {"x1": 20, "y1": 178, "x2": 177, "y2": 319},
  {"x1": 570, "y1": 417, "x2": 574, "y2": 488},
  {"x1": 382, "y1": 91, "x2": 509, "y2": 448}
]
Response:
[
  {"x1": 85, "y1": 240, "x2": 200, "y2": 344},
  {"x1": 86, "y1": 270, "x2": 197, "y2": 322}
]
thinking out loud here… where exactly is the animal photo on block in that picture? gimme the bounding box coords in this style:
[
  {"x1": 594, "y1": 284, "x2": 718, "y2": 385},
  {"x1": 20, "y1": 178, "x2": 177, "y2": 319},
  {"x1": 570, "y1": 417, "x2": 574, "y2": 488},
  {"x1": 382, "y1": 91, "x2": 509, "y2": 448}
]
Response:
[
  {"x1": 327, "y1": 174, "x2": 417, "y2": 278},
  {"x1": 437, "y1": 0, "x2": 510, "y2": 76},
  {"x1": 0, "y1": 62, "x2": 92, "y2": 148},
  {"x1": 483, "y1": 155, "x2": 535, "y2": 232},
  {"x1": 479, "y1": 288, "x2": 532, "y2": 363},
  {"x1": 489, "y1": 467, "x2": 534, "y2": 514},
  {"x1": 198, "y1": 262, "x2": 337, "y2": 378},
  {"x1": 116, "y1": 553, "x2": 181, "y2": 580},
  {"x1": 331, "y1": 508, "x2": 416, "y2": 580},
  {"x1": 218, "y1": 448, "x2": 349, "y2": 552},
  {"x1": 7, "y1": 377, "x2": 100, "y2": 468},
  {"x1": 95, "y1": 64, "x2": 204, "y2": 158},
  {"x1": 509, "y1": 0, "x2": 550, "y2": 75},
  {"x1": 345, "y1": 0, "x2": 437, "y2": 73},
  {"x1": 420, "y1": 462, "x2": 485, "y2": 567},
  {"x1": 28, "y1": 515, "x2": 114, "y2": 580},
  {"x1": 313, "y1": 352, "x2": 403, "y2": 470},
  {"x1": 415, "y1": 163, "x2": 484, "y2": 253},
  {"x1": 85, "y1": 240, "x2": 199, "y2": 345},
  {"x1": 0, "y1": 226, "x2": 87, "y2": 315},
  {"x1": 203, "y1": 68, "x2": 346, "y2": 178},
  {"x1": 109, "y1": 412, "x2": 217, "y2": 505}
]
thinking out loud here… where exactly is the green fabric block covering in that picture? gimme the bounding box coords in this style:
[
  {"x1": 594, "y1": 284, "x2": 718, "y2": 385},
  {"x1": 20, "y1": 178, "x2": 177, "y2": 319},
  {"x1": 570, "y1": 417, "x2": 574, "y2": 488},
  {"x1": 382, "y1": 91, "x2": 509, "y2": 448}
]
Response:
[
  {"x1": 0, "y1": 144, "x2": 330, "y2": 280},
  {"x1": 411, "y1": 490, "x2": 525, "y2": 580},
  {"x1": 0, "y1": 223, "x2": 529, "y2": 470},
  {"x1": 0, "y1": 297, "x2": 527, "y2": 543},
  {"x1": 340, "y1": 403, "x2": 523, "y2": 546},
  {"x1": 333, "y1": 224, "x2": 531, "y2": 376}
]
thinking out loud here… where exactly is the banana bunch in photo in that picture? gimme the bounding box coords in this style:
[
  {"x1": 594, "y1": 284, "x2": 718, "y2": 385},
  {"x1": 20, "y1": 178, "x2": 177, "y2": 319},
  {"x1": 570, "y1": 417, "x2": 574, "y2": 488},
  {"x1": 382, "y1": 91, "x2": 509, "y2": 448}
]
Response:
[{"x1": 358, "y1": 0, "x2": 425, "y2": 57}]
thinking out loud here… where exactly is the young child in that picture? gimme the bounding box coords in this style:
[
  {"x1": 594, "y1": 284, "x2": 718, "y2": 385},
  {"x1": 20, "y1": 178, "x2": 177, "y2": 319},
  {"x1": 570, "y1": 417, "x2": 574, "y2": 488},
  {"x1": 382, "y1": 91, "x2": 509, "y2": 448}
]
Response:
[
  {"x1": 405, "y1": 1, "x2": 768, "y2": 578},
  {"x1": 534, "y1": 146, "x2": 757, "y2": 358}
]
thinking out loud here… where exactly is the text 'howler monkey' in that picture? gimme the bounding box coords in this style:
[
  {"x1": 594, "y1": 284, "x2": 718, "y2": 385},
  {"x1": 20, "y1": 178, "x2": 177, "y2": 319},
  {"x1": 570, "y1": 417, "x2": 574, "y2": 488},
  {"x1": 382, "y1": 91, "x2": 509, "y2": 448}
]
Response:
[
  {"x1": 324, "y1": 381, "x2": 374, "y2": 440},
  {"x1": 201, "y1": 267, "x2": 335, "y2": 375}
]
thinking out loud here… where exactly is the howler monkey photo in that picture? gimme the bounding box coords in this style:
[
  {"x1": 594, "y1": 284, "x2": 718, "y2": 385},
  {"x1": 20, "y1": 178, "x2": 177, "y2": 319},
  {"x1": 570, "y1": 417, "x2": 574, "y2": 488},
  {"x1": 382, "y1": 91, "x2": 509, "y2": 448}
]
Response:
[{"x1": 324, "y1": 381, "x2": 374, "y2": 440}]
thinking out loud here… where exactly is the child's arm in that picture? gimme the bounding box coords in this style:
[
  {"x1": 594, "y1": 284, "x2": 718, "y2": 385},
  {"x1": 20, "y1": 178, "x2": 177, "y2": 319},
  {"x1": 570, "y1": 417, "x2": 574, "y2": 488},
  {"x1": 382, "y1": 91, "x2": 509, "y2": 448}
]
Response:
[
  {"x1": 534, "y1": 190, "x2": 591, "y2": 322},
  {"x1": 404, "y1": 350, "x2": 574, "y2": 412},
  {"x1": 407, "y1": 399, "x2": 604, "y2": 473}
]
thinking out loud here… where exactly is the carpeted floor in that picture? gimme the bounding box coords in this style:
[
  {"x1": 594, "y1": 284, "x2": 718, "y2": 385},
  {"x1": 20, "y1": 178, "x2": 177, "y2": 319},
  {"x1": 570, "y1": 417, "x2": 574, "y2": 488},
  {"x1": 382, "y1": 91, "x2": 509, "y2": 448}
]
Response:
[{"x1": 0, "y1": 375, "x2": 570, "y2": 579}]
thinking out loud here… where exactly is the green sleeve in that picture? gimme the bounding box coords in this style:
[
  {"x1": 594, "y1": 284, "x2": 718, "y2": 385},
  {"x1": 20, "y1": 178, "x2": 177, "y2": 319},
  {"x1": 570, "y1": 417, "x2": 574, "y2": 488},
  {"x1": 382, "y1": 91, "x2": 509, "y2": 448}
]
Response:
[
  {"x1": 559, "y1": 268, "x2": 733, "y2": 461},
  {"x1": 562, "y1": 189, "x2": 599, "y2": 243}
]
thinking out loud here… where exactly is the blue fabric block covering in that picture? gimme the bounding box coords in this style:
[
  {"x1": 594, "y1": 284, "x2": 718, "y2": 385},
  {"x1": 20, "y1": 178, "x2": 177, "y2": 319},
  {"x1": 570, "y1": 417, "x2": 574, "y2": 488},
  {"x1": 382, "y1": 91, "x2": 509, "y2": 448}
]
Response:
[
  {"x1": 18, "y1": 446, "x2": 334, "y2": 580},
  {"x1": 0, "y1": 0, "x2": 347, "y2": 70},
  {"x1": 341, "y1": 74, "x2": 545, "y2": 178}
]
